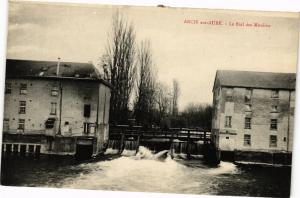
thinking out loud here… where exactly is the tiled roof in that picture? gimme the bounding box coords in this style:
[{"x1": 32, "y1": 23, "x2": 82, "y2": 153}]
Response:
[
  {"x1": 6, "y1": 59, "x2": 100, "y2": 80},
  {"x1": 215, "y1": 70, "x2": 296, "y2": 90}
]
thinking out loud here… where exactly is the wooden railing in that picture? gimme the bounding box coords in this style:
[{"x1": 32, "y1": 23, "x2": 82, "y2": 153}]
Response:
[{"x1": 109, "y1": 125, "x2": 211, "y2": 143}]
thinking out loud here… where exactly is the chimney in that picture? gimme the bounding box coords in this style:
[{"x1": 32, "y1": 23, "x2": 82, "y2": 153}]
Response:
[{"x1": 56, "y1": 57, "x2": 61, "y2": 76}]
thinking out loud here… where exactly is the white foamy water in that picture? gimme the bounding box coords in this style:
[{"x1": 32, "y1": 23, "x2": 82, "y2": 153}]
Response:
[
  {"x1": 58, "y1": 147, "x2": 238, "y2": 194},
  {"x1": 104, "y1": 148, "x2": 119, "y2": 155},
  {"x1": 206, "y1": 161, "x2": 238, "y2": 175},
  {"x1": 2, "y1": 147, "x2": 291, "y2": 197}
]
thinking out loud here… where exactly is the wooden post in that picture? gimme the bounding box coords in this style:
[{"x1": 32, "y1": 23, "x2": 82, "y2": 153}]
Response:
[
  {"x1": 204, "y1": 131, "x2": 207, "y2": 144},
  {"x1": 135, "y1": 134, "x2": 140, "y2": 154},
  {"x1": 170, "y1": 132, "x2": 174, "y2": 158},
  {"x1": 119, "y1": 133, "x2": 125, "y2": 154},
  {"x1": 187, "y1": 130, "x2": 191, "y2": 159}
]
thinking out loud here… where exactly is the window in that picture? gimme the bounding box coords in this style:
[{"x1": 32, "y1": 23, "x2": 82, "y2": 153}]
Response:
[
  {"x1": 226, "y1": 88, "x2": 233, "y2": 100},
  {"x1": 84, "y1": 104, "x2": 91, "y2": 117},
  {"x1": 271, "y1": 105, "x2": 278, "y2": 112},
  {"x1": 225, "y1": 116, "x2": 232, "y2": 128},
  {"x1": 5, "y1": 83, "x2": 11, "y2": 94},
  {"x1": 271, "y1": 90, "x2": 279, "y2": 98},
  {"x1": 18, "y1": 119, "x2": 25, "y2": 130},
  {"x1": 20, "y1": 83, "x2": 27, "y2": 95},
  {"x1": 83, "y1": 122, "x2": 90, "y2": 134},
  {"x1": 3, "y1": 118, "x2": 9, "y2": 131},
  {"x1": 270, "y1": 119, "x2": 278, "y2": 130},
  {"x1": 245, "y1": 104, "x2": 252, "y2": 112},
  {"x1": 270, "y1": 135, "x2": 277, "y2": 147},
  {"x1": 45, "y1": 118, "x2": 55, "y2": 129},
  {"x1": 50, "y1": 102, "x2": 57, "y2": 115},
  {"x1": 245, "y1": 88, "x2": 252, "y2": 103},
  {"x1": 19, "y1": 101, "x2": 26, "y2": 114},
  {"x1": 244, "y1": 134, "x2": 251, "y2": 146},
  {"x1": 245, "y1": 117, "x2": 251, "y2": 129},
  {"x1": 51, "y1": 87, "x2": 59, "y2": 96}
]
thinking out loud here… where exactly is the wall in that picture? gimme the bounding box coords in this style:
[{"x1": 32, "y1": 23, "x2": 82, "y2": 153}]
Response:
[
  {"x1": 212, "y1": 85, "x2": 294, "y2": 153},
  {"x1": 3, "y1": 78, "x2": 111, "y2": 156},
  {"x1": 60, "y1": 80, "x2": 98, "y2": 136},
  {"x1": 4, "y1": 79, "x2": 60, "y2": 134},
  {"x1": 94, "y1": 83, "x2": 111, "y2": 154}
]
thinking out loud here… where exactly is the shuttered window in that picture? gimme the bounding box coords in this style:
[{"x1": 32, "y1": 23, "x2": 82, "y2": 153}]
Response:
[
  {"x1": 245, "y1": 117, "x2": 251, "y2": 129},
  {"x1": 270, "y1": 135, "x2": 277, "y2": 147},
  {"x1": 84, "y1": 104, "x2": 91, "y2": 117},
  {"x1": 225, "y1": 116, "x2": 232, "y2": 128},
  {"x1": 244, "y1": 134, "x2": 251, "y2": 146}
]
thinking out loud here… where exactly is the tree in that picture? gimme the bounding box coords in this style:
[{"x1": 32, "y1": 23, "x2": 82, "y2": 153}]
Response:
[
  {"x1": 133, "y1": 40, "x2": 156, "y2": 126},
  {"x1": 101, "y1": 12, "x2": 136, "y2": 124},
  {"x1": 172, "y1": 79, "x2": 180, "y2": 116},
  {"x1": 181, "y1": 103, "x2": 213, "y2": 129},
  {"x1": 155, "y1": 82, "x2": 172, "y2": 127}
]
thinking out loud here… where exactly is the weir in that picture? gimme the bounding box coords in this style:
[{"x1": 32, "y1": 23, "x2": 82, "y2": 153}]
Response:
[{"x1": 106, "y1": 125, "x2": 220, "y2": 164}]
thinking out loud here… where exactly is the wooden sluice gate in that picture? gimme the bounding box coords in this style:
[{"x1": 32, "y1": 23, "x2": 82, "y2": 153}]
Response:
[{"x1": 107, "y1": 125, "x2": 220, "y2": 164}]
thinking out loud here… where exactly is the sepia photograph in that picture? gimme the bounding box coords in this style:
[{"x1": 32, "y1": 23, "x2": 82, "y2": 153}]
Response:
[{"x1": 1, "y1": 1, "x2": 300, "y2": 197}]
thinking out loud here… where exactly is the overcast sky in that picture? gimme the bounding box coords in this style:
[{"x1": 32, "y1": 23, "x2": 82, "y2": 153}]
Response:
[{"x1": 6, "y1": 1, "x2": 299, "y2": 110}]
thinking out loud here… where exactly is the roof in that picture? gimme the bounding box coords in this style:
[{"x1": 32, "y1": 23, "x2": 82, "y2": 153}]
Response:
[
  {"x1": 5, "y1": 59, "x2": 112, "y2": 87},
  {"x1": 214, "y1": 70, "x2": 296, "y2": 90}
]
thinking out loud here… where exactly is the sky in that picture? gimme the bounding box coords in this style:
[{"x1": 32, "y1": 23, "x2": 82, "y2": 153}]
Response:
[{"x1": 6, "y1": 1, "x2": 299, "y2": 111}]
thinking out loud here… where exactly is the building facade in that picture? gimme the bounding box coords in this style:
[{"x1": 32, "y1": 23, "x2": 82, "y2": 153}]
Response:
[
  {"x1": 212, "y1": 70, "x2": 296, "y2": 163},
  {"x1": 2, "y1": 59, "x2": 111, "y2": 157}
]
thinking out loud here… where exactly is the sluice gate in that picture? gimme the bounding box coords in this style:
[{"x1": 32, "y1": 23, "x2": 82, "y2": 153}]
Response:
[{"x1": 107, "y1": 125, "x2": 220, "y2": 164}]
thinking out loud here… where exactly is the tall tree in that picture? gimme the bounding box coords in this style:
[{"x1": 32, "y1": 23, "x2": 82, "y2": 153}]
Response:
[
  {"x1": 134, "y1": 40, "x2": 156, "y2": 126},
  {"x1": 101, "y1": 12, "x2": 136, "y2": 124},
  {"x1": 172, "y1": 79, "x2": 180, "y2": 116},
  {"x1": 155, "y1": 82, "x2": 172, "y2": 123}
]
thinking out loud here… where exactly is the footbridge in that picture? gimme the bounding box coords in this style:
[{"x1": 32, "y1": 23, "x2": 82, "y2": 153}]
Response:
[{"x1": 107, "y1": 125, "x2": 220, "y2": 164}]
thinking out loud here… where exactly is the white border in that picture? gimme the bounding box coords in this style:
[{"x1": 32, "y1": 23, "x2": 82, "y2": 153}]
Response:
[{"x1": 0, "y1": 1, "x2": 299, "y2": 198}]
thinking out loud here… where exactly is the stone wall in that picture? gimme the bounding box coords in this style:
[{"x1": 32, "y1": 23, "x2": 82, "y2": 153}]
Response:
[
  {"x1": 3, "y1": 78, "x2": 111, "y2": 157},
  {"x1": 212, "y1": 85, "x2": 294, "y2": 153}
]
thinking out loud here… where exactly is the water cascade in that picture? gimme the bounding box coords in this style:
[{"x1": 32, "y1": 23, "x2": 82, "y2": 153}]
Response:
[
  {"x1": 171, "y1": 140, "x2": 204, "y2": 159},
  {"x1": 121, "y1": 140, "x2": 139, "y2": 156},
  {"x1": 104, "y1": 140, "x2": 120, "y2": 154},
  {"x1": 57, "y1": 146, "x2": 238, "y2": 194}
]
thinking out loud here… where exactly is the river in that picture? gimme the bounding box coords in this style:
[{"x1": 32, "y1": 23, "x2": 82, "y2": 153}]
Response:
[{"x1": 1, "y1": 147, "x2": 291, "y2": 197}]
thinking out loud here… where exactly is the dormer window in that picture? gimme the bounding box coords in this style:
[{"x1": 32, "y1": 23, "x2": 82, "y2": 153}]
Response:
[
  {"x1": 245, "y1": 88, "x2": 252, "y2": 103},
  {"x1": 271, "y1": 90, "x2": 279, "y2": 98},
  {"x1": 226, "y1": 88, "x2": 233, "y2": 100}
]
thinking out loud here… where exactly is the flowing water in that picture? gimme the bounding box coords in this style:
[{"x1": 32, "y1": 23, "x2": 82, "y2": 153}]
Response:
[{"x1": 1, "y1": 146, "x2": 291, "y2": 197}]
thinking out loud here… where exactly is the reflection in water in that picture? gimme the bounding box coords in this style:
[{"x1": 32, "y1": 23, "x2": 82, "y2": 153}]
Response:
[{"x1": 1, "y1": 146, "x2": 291, "y2": 197}]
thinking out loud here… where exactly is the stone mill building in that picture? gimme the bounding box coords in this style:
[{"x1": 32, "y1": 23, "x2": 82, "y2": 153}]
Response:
[
  {"x1": 212, "y1": 70, "x2": 296, "y2": 164},
  {"x1": 2, "y1": 58, "x2": 111, "y2": 158}
]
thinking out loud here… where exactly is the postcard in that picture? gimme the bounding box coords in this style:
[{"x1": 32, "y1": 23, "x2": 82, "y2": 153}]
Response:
[{"x1": 1, "y1": 1, "x2": 299, "y2": 197}]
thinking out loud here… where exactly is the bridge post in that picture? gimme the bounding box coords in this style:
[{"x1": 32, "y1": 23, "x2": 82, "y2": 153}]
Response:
[
  {"x1": 170, "y1": 132, "x2": 174, "y2": 158},
  {"x1": 135, "y1": 134, "x2": 140, "y2": 154},
  {"x1": 119, "y1": 133, "x2": 125, "y2": 154},
  {"x1": 186, "y1": 130, "x2": 191, "y2": 159}
]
